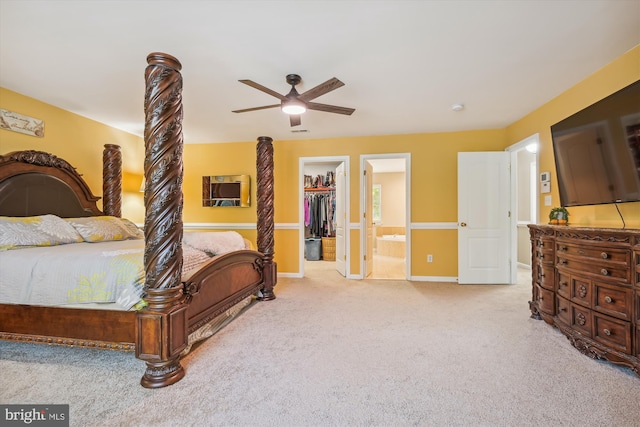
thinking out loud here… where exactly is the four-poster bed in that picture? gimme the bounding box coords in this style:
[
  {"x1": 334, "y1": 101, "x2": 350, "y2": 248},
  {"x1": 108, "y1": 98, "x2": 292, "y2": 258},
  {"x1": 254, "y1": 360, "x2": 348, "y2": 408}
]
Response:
[{"x1": 0, "y1": 52, "x2": 277, "y2": 388}]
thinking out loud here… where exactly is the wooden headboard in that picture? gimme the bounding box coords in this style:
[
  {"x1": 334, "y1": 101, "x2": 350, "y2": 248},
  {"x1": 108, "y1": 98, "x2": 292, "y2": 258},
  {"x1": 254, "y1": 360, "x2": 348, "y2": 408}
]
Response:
[{"x1": 0, "y1": 147, "x2": 122, "y2": 218}]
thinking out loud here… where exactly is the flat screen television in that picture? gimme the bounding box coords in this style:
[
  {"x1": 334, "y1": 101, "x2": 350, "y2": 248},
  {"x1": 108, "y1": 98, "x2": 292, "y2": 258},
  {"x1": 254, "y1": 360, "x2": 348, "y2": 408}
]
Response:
[{"x1": 551, "y1": 79, "x2": 640, "y2": 207}]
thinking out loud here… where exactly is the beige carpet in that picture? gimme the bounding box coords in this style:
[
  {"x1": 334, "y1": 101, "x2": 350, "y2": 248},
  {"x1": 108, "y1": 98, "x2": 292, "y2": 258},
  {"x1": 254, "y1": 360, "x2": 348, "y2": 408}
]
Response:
[{"x1": 1, "y1": 265, "x2": 639, "y2": 427}]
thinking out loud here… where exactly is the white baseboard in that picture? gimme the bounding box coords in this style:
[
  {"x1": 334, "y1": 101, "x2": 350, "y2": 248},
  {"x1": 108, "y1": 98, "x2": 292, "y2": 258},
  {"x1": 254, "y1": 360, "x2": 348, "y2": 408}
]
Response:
[{"x1": 409, "y1": 275, "x2": 458, "y2": 282}]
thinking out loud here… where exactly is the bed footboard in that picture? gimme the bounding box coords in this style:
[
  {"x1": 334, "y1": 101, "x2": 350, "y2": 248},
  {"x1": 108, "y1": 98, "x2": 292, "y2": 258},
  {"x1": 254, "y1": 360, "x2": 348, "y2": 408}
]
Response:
[{"x1": 184, "y1": 250, "x2": 265, "y2": 332}]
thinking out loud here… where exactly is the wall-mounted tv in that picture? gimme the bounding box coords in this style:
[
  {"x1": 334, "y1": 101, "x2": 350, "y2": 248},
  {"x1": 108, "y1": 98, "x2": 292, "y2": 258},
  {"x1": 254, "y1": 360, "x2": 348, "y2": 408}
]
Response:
[{"x1": 551, "y1": 79, "x2": 640, "y2": 207}]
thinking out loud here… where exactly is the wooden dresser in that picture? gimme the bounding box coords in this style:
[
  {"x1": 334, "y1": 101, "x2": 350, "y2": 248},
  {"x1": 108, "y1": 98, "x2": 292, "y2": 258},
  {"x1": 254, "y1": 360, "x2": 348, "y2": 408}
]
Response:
[{"x1": 528, "y1": 224, "x2": 640, "y2": 377}]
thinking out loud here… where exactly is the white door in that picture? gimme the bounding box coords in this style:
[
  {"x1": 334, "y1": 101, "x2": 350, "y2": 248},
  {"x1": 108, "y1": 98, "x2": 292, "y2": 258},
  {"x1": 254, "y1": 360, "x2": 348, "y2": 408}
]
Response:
[
  {"x1": 335, "y1": 163, "x2": 346, "y2": 276},
  {"x1": 458, "y1": 152, "x2": 511, "y2": 284}
]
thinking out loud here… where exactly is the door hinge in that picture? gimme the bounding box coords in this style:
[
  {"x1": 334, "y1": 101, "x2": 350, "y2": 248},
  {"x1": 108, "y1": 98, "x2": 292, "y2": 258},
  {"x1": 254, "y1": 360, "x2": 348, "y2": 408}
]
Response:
[
  {"x1": 364, "y1": 255, "x2": 366, "y2": 261},
  {"x1": 508, "y1": 211, "x2": 511, "y2": 217}
]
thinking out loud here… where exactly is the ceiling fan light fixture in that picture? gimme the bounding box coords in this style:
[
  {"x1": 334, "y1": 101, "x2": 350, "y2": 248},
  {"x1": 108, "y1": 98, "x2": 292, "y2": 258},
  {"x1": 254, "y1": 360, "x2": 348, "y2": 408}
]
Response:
[{"x1": 281, "y1": 100, "x2": 306, "y2": 115}]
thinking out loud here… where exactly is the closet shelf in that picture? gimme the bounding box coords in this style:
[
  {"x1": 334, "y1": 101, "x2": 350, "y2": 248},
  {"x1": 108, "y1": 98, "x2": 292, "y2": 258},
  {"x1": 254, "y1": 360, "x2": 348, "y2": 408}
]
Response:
[{"x1": 304, "y1": 187, "x2": 335, "y2": 192}]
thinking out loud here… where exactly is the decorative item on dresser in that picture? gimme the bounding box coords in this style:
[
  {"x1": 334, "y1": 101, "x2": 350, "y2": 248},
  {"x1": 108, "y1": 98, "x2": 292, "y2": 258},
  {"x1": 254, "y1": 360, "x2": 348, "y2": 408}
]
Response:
[{"x1": 528, "y1": 224, "x2": 640, "y2": 377}]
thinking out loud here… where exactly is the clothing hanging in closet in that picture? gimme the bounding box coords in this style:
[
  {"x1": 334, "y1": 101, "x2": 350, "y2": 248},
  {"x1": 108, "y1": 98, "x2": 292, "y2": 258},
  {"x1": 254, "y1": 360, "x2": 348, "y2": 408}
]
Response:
[{"x1": 304, "y1": 191, "x2": 335, "y2": 238}]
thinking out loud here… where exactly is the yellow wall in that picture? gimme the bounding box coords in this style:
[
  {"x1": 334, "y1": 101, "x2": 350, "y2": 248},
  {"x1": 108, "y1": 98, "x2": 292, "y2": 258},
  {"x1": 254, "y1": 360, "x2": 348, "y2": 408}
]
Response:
[
  {"x1": 262, "y1": 130, "x2": 506, "y2": 277},
  {"x1": 0, "y1": 87, "x2": 146, "y2": 220},
  {"x1": 2, "y1": 44, "x2": 639, "y2": 277},
  {"x1": 506, "y1": 45, "x2": 640, "y2": 228}
]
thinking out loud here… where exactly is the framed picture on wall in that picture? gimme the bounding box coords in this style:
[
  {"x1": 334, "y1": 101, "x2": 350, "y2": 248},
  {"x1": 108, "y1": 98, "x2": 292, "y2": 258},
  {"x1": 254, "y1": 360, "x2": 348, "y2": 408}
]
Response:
[{"x1": 0, "y1": 109, "x2": 44, "y2": 137}]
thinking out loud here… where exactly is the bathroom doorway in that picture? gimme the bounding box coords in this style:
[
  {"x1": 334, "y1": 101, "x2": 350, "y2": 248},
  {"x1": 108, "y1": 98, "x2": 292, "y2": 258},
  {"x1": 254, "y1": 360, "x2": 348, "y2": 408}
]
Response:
[{"x1": 361, "y1": 154, "x2": 410, "y2": 280}]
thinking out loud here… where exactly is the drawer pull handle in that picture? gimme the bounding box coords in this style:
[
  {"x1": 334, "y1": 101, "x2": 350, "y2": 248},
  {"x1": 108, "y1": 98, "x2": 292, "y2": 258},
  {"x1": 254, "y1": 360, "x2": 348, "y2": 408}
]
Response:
[
  {"x1": 559, "y1": 281, "x2": 567, "y2": 287},
  {"x1": 600, "y1": 268, "x2": 609, "y2": 276},
  {"x1": 600, "y1": 252, "x2": 609, "y2": 259},
  {"x1": 539, "y1": 254, "x2": 544, "y2": 259},
  {"x1": 558, "y1": 245, "x2": 566, "y2": 251},
  {"x1": 540, "y1": 273, "x2": 545, "y2": 278},
  {"x1": 603, "y1": 329, "x2": 611, "y2": 336},
  {"x1": 558, "y1": 259, "x2": 567, "y2": 265},
  {"x1": 604, "y1": 296, "x2": 613, "y2": 304},
  {"x1": 559, "y1": 307, "x2": 567, "y2": 312}
]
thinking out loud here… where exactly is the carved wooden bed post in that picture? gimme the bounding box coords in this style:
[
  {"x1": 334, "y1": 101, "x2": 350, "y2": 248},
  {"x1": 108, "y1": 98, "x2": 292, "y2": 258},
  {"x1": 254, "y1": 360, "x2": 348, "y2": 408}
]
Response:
[
  {"x1": 102, "y1": 144, "x2": 122, "y2": 217},
  {"x1": 256, "y1": 136, "x2": 277, "y2": 300},
  {"x1": 136, "y1": 52, "x2": 188, "y2": 388}
]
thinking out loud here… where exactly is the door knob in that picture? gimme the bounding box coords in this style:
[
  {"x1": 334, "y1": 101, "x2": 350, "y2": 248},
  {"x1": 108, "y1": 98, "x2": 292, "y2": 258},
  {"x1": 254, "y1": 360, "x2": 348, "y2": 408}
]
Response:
[{"x1": 460, "y1": 222, "x2": 467, "y2": 227}]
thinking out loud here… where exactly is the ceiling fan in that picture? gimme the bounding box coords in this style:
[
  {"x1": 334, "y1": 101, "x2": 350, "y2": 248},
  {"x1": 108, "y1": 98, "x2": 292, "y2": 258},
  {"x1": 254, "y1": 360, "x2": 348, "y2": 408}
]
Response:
[{"x1": 232, "y1": 74, "x2": 355, "y2": 127}]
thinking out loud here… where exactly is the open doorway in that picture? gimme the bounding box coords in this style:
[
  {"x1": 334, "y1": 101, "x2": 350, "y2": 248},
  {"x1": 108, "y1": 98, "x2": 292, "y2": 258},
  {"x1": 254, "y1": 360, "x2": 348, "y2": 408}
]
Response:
[
  {"x1": 299, "y1": 156, "x2": 349, "y2": 278},
  {"x1": 508, "y1": 134, "x2": 539, "y2": 282},
  {"x1": 361, "y1": 154, "x2": 411, "y2": 280}
]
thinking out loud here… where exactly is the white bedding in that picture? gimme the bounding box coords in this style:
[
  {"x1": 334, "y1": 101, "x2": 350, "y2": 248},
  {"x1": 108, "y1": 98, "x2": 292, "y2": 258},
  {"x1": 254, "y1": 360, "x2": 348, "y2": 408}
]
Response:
[
  {"x1": 0, "y1": 231, "x2": 250, "y2": 310},
  {"x1": 0, "y1": 239, "x2": 145, "y2": 309}
]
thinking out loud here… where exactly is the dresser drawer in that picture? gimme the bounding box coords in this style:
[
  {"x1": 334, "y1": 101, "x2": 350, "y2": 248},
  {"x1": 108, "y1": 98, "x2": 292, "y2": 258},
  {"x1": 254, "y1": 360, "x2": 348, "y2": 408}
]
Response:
[
  {"x1": 537, "y1": 246, "x2": 555, "y2": 264},
  {"x1": 556, "y1": 258, "x2": 630, "y2": 284},
  {"x1": 538, "y1": 264, "x2": 555, "y2": 290},
  {"x1": 557, "y1": 272, "x2": 570, "y2": 299},
  {"x1": 556, "y1": 295, "x2": 571, "y2": 326},
  {"x1": 556, "y1": 296, "x2": 591, "y2": 337},
  {"x1": 536, "y1": 284, "x2": 555, "y2": 315},
  {"x1": 593, "y1": 282, "x2": 632, "y2": 321},
  {"x1": 593, "y1": 313, "x2": 632, "y2": 354},
  {"x1": 556, "y1": 242, "x2": 630, "y2": 267}
]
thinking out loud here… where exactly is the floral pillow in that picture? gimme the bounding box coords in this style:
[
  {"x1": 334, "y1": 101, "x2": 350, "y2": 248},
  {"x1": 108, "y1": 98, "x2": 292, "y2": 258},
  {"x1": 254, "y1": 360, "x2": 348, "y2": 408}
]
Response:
[
  {"x1": 0, "y1": 215, "x2": 83, "y2": 251},
  {"x1": 66, "y1": 216, "x2": 142, "y2": 242}
]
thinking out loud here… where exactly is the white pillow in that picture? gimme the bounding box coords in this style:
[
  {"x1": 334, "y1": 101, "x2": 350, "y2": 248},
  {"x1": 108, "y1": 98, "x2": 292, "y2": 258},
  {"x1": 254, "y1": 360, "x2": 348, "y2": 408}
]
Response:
[
  {"x1": 182, "y1": 231, "x2": 247, "y2": 256},
  {"x1": 0, "y1": 215, "x2": 83, "y2": 251},
  {"x1": 66, "y1": 216, "x2": 141, "y2": 242}
]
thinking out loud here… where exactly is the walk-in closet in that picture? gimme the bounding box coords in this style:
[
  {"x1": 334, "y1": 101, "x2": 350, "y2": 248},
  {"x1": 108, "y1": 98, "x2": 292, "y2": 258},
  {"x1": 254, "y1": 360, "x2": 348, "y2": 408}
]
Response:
[{"x1": 303, "y1": 169, "x2": 336, "y2": 262}]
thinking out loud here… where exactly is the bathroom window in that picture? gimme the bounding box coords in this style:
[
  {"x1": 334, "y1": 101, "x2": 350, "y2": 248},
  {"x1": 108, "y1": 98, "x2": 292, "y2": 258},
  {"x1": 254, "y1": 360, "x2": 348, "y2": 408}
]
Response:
[{"x1": 372, "y1": 184, "x2": 382, "y2": 224}]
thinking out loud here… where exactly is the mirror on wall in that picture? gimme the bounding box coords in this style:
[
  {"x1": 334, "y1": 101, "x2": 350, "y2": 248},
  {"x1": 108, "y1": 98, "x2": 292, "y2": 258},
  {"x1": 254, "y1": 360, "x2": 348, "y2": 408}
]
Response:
[{"x1": 202, "y1": 175, "x2": 250, "y2": 207}]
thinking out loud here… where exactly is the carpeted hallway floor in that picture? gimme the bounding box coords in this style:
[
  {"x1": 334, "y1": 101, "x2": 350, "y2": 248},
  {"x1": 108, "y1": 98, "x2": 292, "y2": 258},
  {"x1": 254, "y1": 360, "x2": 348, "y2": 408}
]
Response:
[{"x1": 1, "y1": 265, "x2": 639, "y2": 427}]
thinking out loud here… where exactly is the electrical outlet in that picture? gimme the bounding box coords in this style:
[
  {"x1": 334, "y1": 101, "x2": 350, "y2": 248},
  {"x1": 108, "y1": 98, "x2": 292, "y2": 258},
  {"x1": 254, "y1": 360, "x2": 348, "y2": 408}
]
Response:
[{"x1": 427, "y1": 254, "x2": 433, "y2": 263}]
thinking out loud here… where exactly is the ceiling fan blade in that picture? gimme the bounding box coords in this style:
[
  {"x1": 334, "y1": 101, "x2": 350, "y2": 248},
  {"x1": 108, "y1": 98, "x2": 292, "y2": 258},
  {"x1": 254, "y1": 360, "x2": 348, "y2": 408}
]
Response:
[
  {"x1": 290, "y1": 115, "x2": 302, "y2": 127},
  {"x1": 232, "y1": 104, "x2": 280, "y2": 113},
  {"x1": 298, "y1": 78, "x2": 344, "y2": 102},
  {"x1": 306, "y1": 102, "x2": 355, "y2": 116},
  {"x1": 238, "y1": 80, "x2": 287, "y2": 101}
]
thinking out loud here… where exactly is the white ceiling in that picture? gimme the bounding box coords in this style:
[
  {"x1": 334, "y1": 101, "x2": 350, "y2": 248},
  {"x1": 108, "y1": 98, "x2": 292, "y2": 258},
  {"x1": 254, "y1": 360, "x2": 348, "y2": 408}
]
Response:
[{"x1": 1, "y1": 1, "x2": 638, "y2": 144}]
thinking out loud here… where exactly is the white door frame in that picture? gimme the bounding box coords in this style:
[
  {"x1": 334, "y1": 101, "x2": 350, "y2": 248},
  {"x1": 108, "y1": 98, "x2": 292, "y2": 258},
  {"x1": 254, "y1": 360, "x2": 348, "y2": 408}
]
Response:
[
  {"x1": 506, "y1": 133, "x2": 539, "y2": 284},
  {"x1": 299, "y1": 156, "x2": 350, "y2": 278},
  {"x1": 359, "y1": 153, "x2": 411, "y2": 280}
]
